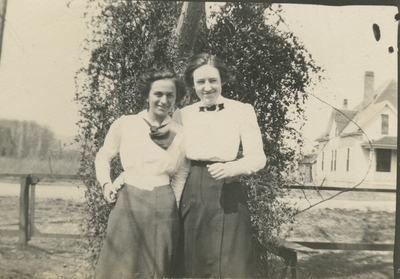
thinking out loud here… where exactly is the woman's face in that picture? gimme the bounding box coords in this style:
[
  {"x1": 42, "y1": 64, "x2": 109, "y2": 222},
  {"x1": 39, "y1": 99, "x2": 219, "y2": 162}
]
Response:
[
  {"x1": 148, "y1": 79, "x2": 176, "y2": 121},
  {"x1": 192, "y1": 65, "x2": 222, "y2": 106}
]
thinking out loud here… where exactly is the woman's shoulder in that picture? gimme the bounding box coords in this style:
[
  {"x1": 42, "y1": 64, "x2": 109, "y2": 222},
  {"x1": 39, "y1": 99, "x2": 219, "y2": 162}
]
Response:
[
  {"x1": 168, "y1": 119, "x2": 186, "y2": 149},
  {"x1": 116, "y1": 114, "x2": 140, "y2": 122},
  {"x1": 223, "y1": 97, "x2": 254, "y2": 111},
  {"x1": 172, "y1": 103, "x2": 200, "y2": 124},
  {"x1": 110, "y1": 113, "x2": 142, "y2": 129},
  {"x1": 169, "y1": 118, "x2": 184, "y2": 134},
  {"x1": 179, "y1": 102, "x2": 201, "y2": 113}
]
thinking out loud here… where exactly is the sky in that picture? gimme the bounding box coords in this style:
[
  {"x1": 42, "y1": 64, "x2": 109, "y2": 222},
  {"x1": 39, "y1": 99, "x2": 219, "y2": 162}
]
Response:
[
  {"x1": 278, "y1": 4, "x2": 398, "y2": 149},
  {"x1": 0, "y1": 0, "x2": 88, "y2": 138},
  {"x1": 0, "y1": 1, "x2": 398, "y2": 148}
]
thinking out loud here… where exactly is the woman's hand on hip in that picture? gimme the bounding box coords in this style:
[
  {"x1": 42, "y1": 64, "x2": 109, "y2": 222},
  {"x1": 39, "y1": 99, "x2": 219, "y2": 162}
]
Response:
[
  {"x1": 207, "y1": 163, "x2": 232, "y2": 180},
  {"x1": 103, "y1": 183, "x2": 117, "y2": 203},
  {"x1": 103, "y1": 179, "x2": 124, "y2": 203}
]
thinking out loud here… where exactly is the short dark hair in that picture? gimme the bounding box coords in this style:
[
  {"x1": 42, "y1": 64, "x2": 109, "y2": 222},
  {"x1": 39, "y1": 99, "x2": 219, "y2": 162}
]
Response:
[
  {"x1": 184, "y1": 53, "x2": 231, "y2": 87},
  {"x1": 137, "y1": 68, "x2": 186, "y2": 104}
]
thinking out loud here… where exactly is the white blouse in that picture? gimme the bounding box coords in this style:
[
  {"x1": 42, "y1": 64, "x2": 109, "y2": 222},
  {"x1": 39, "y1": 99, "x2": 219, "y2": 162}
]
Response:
[
  {"x1": 173, "y1": 96, "x2": 266, "y2": 176},
  {"x1": 95, "y1": 110, "x2": 190, "y2": 204}
]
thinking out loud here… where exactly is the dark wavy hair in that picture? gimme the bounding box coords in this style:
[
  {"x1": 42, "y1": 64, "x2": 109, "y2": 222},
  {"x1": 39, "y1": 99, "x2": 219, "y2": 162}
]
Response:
[
  {"x1": 184, "y1": 53, "x2": 231, "y2": 87},
  {"x1": 137, "y1": 68, "x2": 186, "y2": 104}
]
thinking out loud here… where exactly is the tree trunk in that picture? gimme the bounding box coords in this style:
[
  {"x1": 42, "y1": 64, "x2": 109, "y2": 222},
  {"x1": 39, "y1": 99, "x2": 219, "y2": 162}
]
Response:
[
  {"x1": 173, "y1": 1, "x2": 206, "y2": 58},
  {"x1": 0, "y1": 0, "x2": 7, "y2": 64}
]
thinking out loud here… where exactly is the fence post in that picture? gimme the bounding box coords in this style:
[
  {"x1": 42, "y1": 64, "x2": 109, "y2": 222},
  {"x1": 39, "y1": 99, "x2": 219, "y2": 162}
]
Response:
[
  {"x1": 29, "y1": 175, "x2": 40, "y2": 239},
  {"x1": 18, "y1": 175, "x2": 30, "y2": 245}
]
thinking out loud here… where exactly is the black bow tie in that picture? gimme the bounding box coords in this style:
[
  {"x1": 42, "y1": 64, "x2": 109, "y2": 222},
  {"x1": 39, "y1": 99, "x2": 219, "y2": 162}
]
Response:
[{"x1": 199, "y1": 103, "x2": 225, "y2": 112}]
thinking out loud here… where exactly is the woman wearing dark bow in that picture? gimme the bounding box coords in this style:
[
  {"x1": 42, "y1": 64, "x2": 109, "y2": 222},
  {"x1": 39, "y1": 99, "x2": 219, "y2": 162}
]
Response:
[
  {"x1": 94, "y1": 68, "x2": 189, "y2": 279},
  {"x1": 173, "y1": 53, "x2": 266, "y2": 278}
]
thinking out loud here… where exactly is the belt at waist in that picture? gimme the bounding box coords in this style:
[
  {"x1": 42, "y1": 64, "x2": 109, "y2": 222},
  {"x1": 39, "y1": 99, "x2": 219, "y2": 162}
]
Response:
[
  {"x1": 124, "y1": 173, "x2": 170, "y2": 190},
  {"x1": 190, "y1": 160, "x2": 225, "y2": 167}
]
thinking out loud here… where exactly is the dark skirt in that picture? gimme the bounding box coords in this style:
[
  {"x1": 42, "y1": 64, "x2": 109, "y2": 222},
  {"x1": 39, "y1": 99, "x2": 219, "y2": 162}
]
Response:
[
  {"x1": 94, "y1": 184, "x2": 179, "y2": 279},
  {"x1": 180, "y1": 163, "x2": 256, "y2": 278}
]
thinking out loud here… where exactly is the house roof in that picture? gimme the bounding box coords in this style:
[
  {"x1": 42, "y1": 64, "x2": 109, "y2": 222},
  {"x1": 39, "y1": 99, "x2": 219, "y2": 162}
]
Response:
[
  {"x1": 374, "y1": 80, "x2": 397, "y2": 108},
  {"x1": 334, "y1": 110, "x2": 359, "y2": 133},
  {"x1": 298, "y1": 153, "x2": 317, "y2": 164},
  {"x1": 316, "y1": 78, "x2": 397, "y2": 141},
  {"x1": 360, "y1": 136, "x2": 397, "y2": 149},
  {"x1": 354, "y1": 79, "x2": 397, "y2": 110},
  {"x1": 315, "y1": 109, "x2": 358, "y2": 141}
]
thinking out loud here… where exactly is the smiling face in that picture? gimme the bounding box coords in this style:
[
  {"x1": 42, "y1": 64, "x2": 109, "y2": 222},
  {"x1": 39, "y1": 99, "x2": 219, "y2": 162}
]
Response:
[
  {"x1": 147, "y1": 79, "x2": 176, "y2": 123},
  {"x1": 192, "y1": 65, "x2": 222, "y2": 106}
]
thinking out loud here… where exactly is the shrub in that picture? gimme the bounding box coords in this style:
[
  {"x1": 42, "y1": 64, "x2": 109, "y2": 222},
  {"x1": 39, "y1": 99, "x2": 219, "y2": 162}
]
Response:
[{"x1": 75, "y1": 2, "x2": 322, "y2": 275}]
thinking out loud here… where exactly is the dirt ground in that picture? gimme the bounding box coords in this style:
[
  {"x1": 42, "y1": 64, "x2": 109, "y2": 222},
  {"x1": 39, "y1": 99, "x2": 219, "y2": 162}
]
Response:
[
  {"x1": 287, "y1": 208, "x2": 394, "y2": 279},
  {"x1": 0, "y1": 195, "x2": 93, "y2": 279},
  {"x1": 0, "y1": 237, "x2": 93, "y2": 279},
  {"x1": 0, "y1": 184, "x2": 396, "y2": 278}
]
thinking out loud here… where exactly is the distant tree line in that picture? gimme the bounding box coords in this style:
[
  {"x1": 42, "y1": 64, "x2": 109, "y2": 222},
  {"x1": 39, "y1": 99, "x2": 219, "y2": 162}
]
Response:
[{"x1": 0, "y1": 119, "x2": 57, "y2": 158}]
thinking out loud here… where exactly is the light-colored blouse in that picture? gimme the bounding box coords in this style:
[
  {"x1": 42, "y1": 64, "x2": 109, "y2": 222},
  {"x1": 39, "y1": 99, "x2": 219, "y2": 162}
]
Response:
[
  {"x1": 95, "y1": 110, "x2": 190, "y2": 204},
  {"x1": 173, "y1": 96, "x2": 266, "y2": 176}
]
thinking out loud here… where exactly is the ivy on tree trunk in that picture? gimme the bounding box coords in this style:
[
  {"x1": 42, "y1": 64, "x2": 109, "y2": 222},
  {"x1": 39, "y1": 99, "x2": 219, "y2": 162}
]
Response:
[{"x1": 172, "y1": 2, "x2": 206, "y2": 57}]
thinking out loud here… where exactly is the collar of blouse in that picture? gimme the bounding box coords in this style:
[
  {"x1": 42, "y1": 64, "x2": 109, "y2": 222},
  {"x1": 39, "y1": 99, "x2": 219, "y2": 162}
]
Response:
[
  {"x1": 139, "y1": 110, "x2": 173, "y2": 127},
  {"x1": 197, "y1": 96, "x2": 226, "y2": 108}
]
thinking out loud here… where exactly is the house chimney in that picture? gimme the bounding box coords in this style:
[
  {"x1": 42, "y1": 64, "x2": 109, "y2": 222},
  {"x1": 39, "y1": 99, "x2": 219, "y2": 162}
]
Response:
[
  {"x1": 363, "y1": 71, "x2": 375, "y2": 108},
  {"x1": 343, "y1": 99, "x2": 348, "y2": 109}
]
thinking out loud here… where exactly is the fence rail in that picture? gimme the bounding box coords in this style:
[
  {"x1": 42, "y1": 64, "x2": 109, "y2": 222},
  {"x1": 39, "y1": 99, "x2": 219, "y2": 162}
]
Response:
[
  {"x1": 0, "y1": 173, "x2": 395, "y2": 279},
  {"x1": 285, "y1": 184, "x2": 396, "y2": 193},
  {"x1": 294, "y1": 241, "x2": 394, "y2": 251},
  {"x1": 0, "y1": 173, "x2": 85, "y2": 245},
  {"x1": 0, "y1": 173, "x2": 84, "y2": 180}
]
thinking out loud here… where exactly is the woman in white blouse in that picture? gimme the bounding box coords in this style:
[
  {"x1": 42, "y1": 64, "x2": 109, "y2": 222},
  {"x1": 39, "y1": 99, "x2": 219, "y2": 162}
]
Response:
[
  {"x1": 93, "y1": 68, "x2": 189, "y2": 279},
  {"x1": 173, "y1": 53, "x2": 266, "y2": 278}
]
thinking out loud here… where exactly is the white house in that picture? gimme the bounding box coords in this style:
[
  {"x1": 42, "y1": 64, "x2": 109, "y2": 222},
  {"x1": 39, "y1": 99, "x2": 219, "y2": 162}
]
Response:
[{"x1": 314, "y1": 71, "x2": 397, "y2": 188}]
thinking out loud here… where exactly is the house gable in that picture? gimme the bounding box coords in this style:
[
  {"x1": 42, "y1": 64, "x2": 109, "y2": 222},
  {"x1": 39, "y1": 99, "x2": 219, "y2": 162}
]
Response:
[
  {"x1": 313, "y1": 73, "x2": 397, "y2": 188},
  {"x1": 374, "y1": 79, "x2": 397, "y2": 108},
  {"x1": 342, "y1": 101, "x2": 397, "y2": 136}
]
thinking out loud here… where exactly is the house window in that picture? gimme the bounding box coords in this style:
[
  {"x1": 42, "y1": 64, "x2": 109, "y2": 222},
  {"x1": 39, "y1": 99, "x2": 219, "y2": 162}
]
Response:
[
  {"x1": 334, "y1": 150, "x2": 337, "y2": 171},
  {"x1": 330, "y1": 150, "x2": 337, "y2": 171},
  {"x1": 381, "y1": 114, "x2": 389, "y2": 135},
  {"x1": 321, "y1": 152, "x2": 324, "y2": 171},
  {"x1": 346, "y1": 148, "x2": 350, "y2": 171},
  {"x1": 376, "y1": 149, "x2": 391, "y2": 172}
]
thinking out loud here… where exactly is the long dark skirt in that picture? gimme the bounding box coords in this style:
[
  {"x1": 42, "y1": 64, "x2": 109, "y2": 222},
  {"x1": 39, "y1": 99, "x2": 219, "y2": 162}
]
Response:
[
  {"x1": 94, "y1": 184, "x2": 179, "y2": 279},
  {"x1": 180, "y1": 163, "x2": 256, "y2": 278}
]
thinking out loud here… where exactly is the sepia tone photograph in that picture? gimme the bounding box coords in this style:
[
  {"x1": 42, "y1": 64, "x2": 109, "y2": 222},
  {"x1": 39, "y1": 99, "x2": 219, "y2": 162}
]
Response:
[{"x1": 0, "y1": 0, "x2": 398, "y2": 278}]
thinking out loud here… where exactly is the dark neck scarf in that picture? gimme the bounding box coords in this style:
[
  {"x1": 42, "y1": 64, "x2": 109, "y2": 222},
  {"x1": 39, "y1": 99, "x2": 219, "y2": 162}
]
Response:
[
  {"x1": 199, "y1": 103, "x2": 225, "y2": 112},
  {"x1": 142, "y1": 118, "x2": 176, "y2": 150}
]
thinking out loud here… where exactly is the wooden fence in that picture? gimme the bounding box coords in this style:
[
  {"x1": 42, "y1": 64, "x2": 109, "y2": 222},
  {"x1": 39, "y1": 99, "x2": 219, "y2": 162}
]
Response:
[
  {"x1": 0, "y1": 173, "x2": 395, "y2": 279},
  {"x1": 273, "y1": 185, "x2": 395, "y2": 278},
  {"x1": 0, "y1": 173, "x2": 84, "y2": 245}
]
